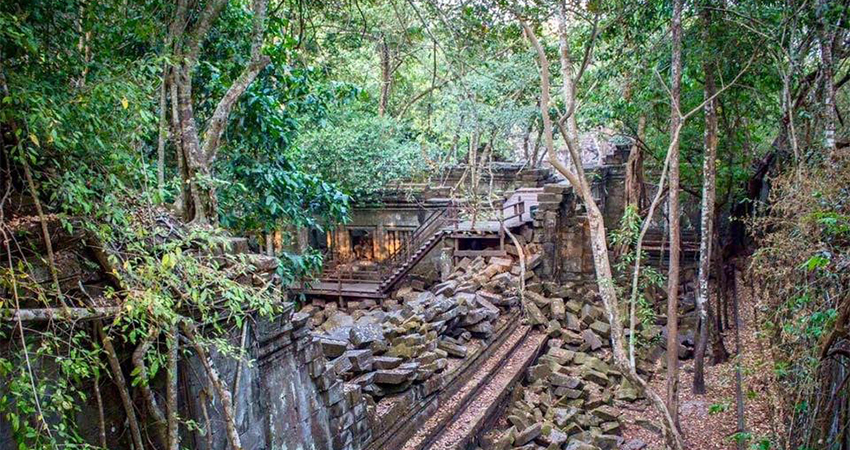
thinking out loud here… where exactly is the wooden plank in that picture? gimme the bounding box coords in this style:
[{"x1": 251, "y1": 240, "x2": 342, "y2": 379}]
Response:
[
  {"x1": 453, "y1": 250, "x2": 507, "y2": 257},
  {"x1": 448, "y1": 233, "x2": 499, "y2": 239}
]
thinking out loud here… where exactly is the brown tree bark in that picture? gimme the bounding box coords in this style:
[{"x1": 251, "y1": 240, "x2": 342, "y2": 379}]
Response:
[
  {"x1": 694, "y1": 0, "x2": 718, "y2": 395},
  {"x1": 624, "y1": 115, "x2": 646, "y2": 213},
  {"x1": 131, "y1": 327, "x2": 169, "y2": 447},
  {"x1": 98, "y1": 322, "x2": 145, "y2": 450},
  {"x1": 22, "y1": 160, "x2": 65, "y2": 306},
  {"x1": 170, "y1": 0, "x2": 270, "y2": 224},
  {"x1": 666, "y1": 0, "x2": 683, "y2": 426}
]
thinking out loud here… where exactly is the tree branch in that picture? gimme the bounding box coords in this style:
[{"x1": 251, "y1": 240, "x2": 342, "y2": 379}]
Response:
[
  {"x1": 98, "y1": 322, "x2": 145, "y2": 450},
  {"x1": 2, "y1": 307, "x2": 120, "y2": 322},
  {"x1": 181, "y1": 320, "x2": 243, "y2": 450},
  {"x1": 131, "y1": 326, "x2": 169, "y2": 447},
  {"x1": 200, "y1": 0, "x2": 271, "y2": 163},
  {"x1": 183, "y1": 0, "x2": 229, "y2": 69}
]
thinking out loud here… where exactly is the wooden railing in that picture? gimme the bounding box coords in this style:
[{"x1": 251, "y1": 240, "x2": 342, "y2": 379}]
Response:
[{"x1": 379, "y1": 206, "x2": 458, "y2": 277}]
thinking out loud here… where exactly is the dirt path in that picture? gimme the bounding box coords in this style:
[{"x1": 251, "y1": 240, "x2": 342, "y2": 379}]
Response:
[{"x1": 621, "y1": 267, "x2": 776, "y2": 449}]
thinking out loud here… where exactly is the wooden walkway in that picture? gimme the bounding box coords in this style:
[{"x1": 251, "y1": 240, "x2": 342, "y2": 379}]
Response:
[{"x1": 295, "y1": 280, "x2": 384, "y2": 298}]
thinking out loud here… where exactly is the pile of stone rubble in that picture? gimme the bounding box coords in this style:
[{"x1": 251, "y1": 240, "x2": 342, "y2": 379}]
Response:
[
  {"x1": 301, "y1": 254, "x2": 529, "y2": 404},
  {"x1": 479, "y1": 285, "x2": 644, "y2": 450}
]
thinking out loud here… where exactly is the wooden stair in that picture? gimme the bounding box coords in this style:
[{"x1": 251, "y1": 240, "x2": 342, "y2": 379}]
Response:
[{"x1": 379, "y1": 229, "x2": 450, "y2": 293}]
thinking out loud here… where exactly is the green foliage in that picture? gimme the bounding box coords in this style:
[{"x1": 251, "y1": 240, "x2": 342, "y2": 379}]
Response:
[
  {"x1": 708, "y1": 401, "x2": 730, "y2": 415},
  {"x1": 0, "y1": 329, "x2": 103, "y2": 449},
  {"x1": 295, "y1": 109, "x2": 432, "y2": 197},
  {"x1": 219, "y1": 154, "x2": 350, "y2": 234},
  {"x1": 729, "y1": 431, "x2": 753, "y2": 445},
  {"x1": 2, "y1": 0, "x2": 160, "y2": 218},
  {"x1": 611, "y1": 206, "x2": 665, "y2": 346}
]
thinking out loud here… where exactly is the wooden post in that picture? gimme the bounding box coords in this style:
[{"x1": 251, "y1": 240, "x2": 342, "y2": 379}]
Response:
[{"x1": 500, "y1": 207, "x2": 506, "y2": 251}]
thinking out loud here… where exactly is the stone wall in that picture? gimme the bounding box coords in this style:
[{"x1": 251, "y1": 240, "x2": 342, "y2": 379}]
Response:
[
  {"x1": 177, "y1": 307, "x2": 373, "y2": 450},
  {"x1": 531, "y1": 154, "x2": 628, "y2": 285}
]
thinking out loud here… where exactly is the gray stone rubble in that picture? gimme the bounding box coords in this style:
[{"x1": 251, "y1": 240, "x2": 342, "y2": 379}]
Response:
[
  {"x1": 477, "y1": 281, "x2": 640, "y2": 450},
  {"x1": 301, "y1": 254, "x2": 526, "y2": 407}
]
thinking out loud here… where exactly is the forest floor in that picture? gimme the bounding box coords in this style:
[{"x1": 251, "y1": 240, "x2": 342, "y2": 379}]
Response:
[{"x1": 620, "y1": 268, "x2": 779, "y2": 449}]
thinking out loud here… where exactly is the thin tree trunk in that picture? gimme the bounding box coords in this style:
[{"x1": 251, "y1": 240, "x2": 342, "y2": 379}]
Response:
[
  {"x1": 710, "y1": 225, "x2": 730, "y2": 363},
  {"x1": 378, "y1": 35, "x2": 392, "y2": 117},
  {"x1": 694, "y1": 0, "x2": 718, "y2": 395},
  {"x1": 169, "y1": 72, "x2": 188, "y2": 218},
  {"x1": 22, "y1": 161, "x2": 66, "y2": 306},
  {"x1": 131, "y1": 327, "x2": 169, "y2": 447},
  {"x1": 92, "y1": 349, "x2": 108, "y2": 449},
  {"x1": 518, "y1": 16, "x2": 684, "y2": 450},
  {"x1": 157, "y1": 66, "x2": 168, "y2": 193},
  {"x1": 818, "y1": 0, "x2": 837, "y2": 154},
  {"x1": 531, "y1": 123, "x2": 544, "y2": 167},
  {"x1": 732, "y1": 265, "x2": 746, "y2": 450},
  {"x1": 522, "y1": 119, "x2": 533, "y2": 161},
  {"x1": 182, "y1": 321, "x2": 243, "y2": 450},
  {"x1": 666, "y1": 0, "x2": 683, "y2": 425},
  {"x1": 98, "y1": 322, "x2": 145, "y2": 450},
  {"x1": 166, "y1": 325, "x2": 180, "y2": 450},
  {"x1": 557, "y1": 2, "x2": 579, "y2": 145},
  {"x1": 199, "y1": 389, "x2": 215, "y2": 450},
  {"x1": 625, "y1": 115, "x2": 646, "y2": 213},
  {"x1": 628, "y1": 131, "x2": 677, "y2": 367}
]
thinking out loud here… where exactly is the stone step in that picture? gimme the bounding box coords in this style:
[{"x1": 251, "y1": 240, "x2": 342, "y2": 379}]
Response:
[{"x1": 398, "y1": 326, "x2": 548, "y2": 450}]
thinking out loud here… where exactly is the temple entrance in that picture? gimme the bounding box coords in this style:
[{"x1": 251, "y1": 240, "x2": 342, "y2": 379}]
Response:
[{"x1": 349, "y1": 228, "x2": 375, "y2": 260}]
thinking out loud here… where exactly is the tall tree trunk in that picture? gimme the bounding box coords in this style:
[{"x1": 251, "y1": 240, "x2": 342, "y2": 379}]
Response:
[
  {"x1": 166, "y1": 325, "x2": 180, "y2": 450},
  {"x1": 378, "y1": 35, "x2": 392, "y2": 117},
  {"x1": 625, "y1": 115, "x2": 646, "y2": 213},
  {"x1": 710, "y1": 223, "x2": 730, "y2": 363},
  {"x1": 694, "y1": 1, "x2": 718, "y2": 395},
  {"x1": 666, "y1": 0, "x2": 683, "y2": 426},
  {"x1": 169, "y1": 72, "x2": 190, "y2": 218},
  {"x1": 157, "y1": 66, "x2": 168, "y2": 193},
  {"x1": 175, "y1": 66, "x2": 210, "y2": 224},
  {"x1": 732, "y1": 265, "x2": 746, "y2": 450},
  {"x1": 170, "y1": 0, "x2": 269, "y2": 224},
  {"x1": 557, "y1": 2, "x2": 579, "y2": 146},
  {"x1": 98, "y1": 323, "x2": 145, "y2": 450},
  {"x1": 818, "y1": 0, "x2": 837, "y2": 154}
]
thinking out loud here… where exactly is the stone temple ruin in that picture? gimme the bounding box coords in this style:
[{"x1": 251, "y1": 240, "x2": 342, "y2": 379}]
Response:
[
  {"x1": 177, "y1": 148, "x2": 700, "y2": 450},
  {"x1": 242, "y1": 148, "x2": 669, "y2": 450},
  {"x1": 0, "y1": 147, "x2": 704, "y2": 450}
]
